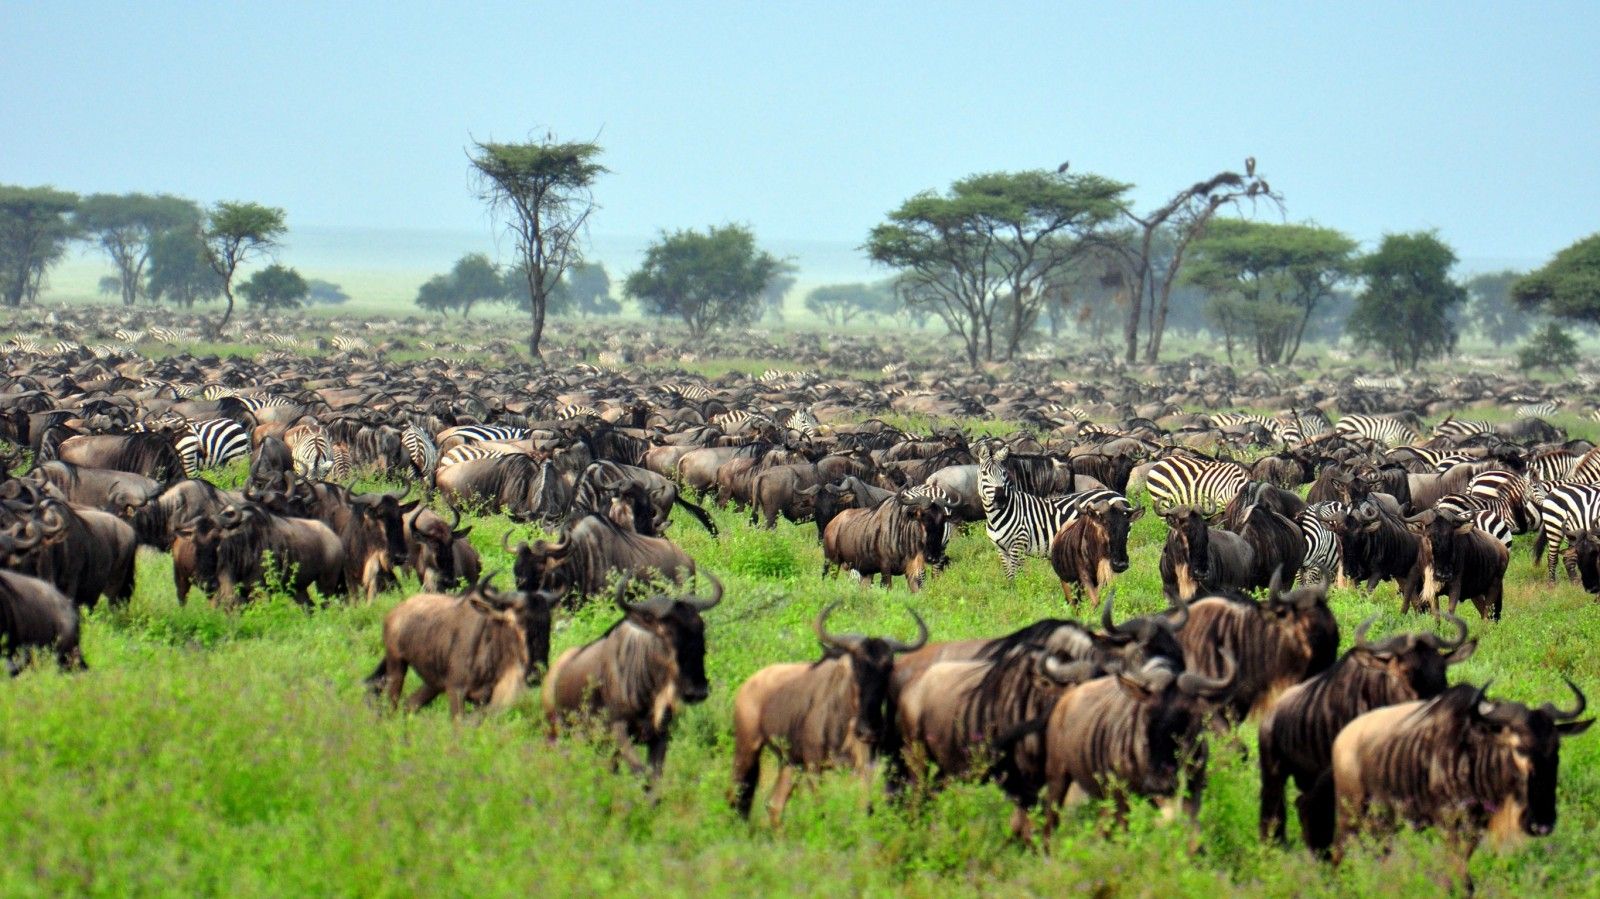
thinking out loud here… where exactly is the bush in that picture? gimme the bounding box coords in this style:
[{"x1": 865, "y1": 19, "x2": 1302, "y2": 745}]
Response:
[{"x1": 1516, "y1": 322, "x2": 1580, "y2": 373}]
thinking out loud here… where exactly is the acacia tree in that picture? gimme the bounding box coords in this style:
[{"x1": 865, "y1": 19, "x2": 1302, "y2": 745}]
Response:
[
  {"x1": 1101, "y1": 161, "x2": 1281, "y2": 363},
  {"x1": 76, "y1": 193, "x2": 200, "y2": 306},
  {"x1": 805, "y1": 281, "x2": 896, "y2": 326},
  {"x1": 1466, "y1": 269, "x2": 1534, "y2": 348},
  {"x1": 1347, "y1": 231, "x2": 1467, "y2": 371},
  {"x1": 625, "y1": 225, "x2": 782, "y2": 337},
  {"x1": 867, "y1": 170, "x2": 1129, "y2": 367},
  {"x1": 147, "y1": 227, "x2": 224, "y2": 307},
  {"x1": 1184, "y1": 219, "x2": 1355, "y2": 364},
  {"x1": 1512, "y1": 233, "x2": 1600, "y2": 325},
  {"x1": 240, "y1": 263, "x2": 308, "y2": 311},
  {"x1": 557, "y1": 261, "x2": 621, "y2": 317},
  {"x1": 0, "y1": 185, "x2": 78, "y2": 307},
  {"x1": 202, "y1": 201, "x2": 286, "y2": 335},
  {"x1": 469, "y1": 136, "x2": 606, "y2": 361}
]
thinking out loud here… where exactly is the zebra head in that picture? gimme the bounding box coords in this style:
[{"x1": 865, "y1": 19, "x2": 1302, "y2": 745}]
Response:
[{"x1": 976, "y1": 442, "x2": 1011, "y2": 504}]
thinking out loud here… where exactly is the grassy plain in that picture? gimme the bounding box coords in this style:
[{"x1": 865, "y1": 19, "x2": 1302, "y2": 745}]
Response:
[{"x1": 2, "y1": 442, "x2": 1599, "y2": 896}]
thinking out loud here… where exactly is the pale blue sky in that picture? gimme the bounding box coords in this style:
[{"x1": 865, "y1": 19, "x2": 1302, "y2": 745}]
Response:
[{"x1": 5, "y1": 1, "x2": 1597, "y2": 280}]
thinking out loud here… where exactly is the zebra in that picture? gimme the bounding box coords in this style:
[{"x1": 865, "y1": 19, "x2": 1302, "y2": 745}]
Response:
[
  {"x1": 1334, "y1": 412, "x2": 1422, "y2": 447},
  {"x1": 1467, "y1": 469, "x2": 1541, "y2": 533},
  {"x1": 555, "y1": 402, "x2": 601, "y2": 420},
  {"x1": 329, "y1": 443, "x2": 353, "y2": 481},
  {"x1": 1535, "y1": 483, "x2": 1600, "y2": 581},
  {"x1": 285, "y1": 423, "x2": 333, "y2": 479},
  {"x1": 401, "y1": 424, "x2": 439, "y2": 485},
  {"x1": 1144, "y1": 453, "x2": 1249, "y2": 515},
  {"x1": 1528, "y1": 448, "x2": 1579, "y2": 484},
  {"x1": 331, "y1": 335, "x2": 369, "y2": 352},
  {"x1": 147, "y1": 327, "x2": 181, "y2": 343},
  {"x1": 1351, "y1": 375, "x2": 1405, "y2": 391},
  {"x1": 667, "y1": 383, "x2": 714, "y2": 402},
  {"x1": 976, "y1": 444, "x2": 1135, "y2": 579},
  {"x1": 436, "y1": 425, "x2": 531, "y2": 452},
  {"x1": 1516, "y1": 400, "x2": 1562, "y2": 418},
  {"x1": 1434, "y1": 494, "x2": 1516, "y2": 551},
  {"x1": 1565, "y1": 445, "x2": 1600, "y2": 486},
  {"x1": 263, "y1": 333, "x2": 300, "y2": 348},
  {"x1": 1297, "y1": 501, "x2": 1348, "y2": 586},
  {"x1": 437, "y1": 443, "x2": 521, "y2": 469},
  {"x1": 710, "y1": 410, "x2": 773, "y2": 433},
  {"x1": 174, "y1": 418, "x2": 252, "y2": 476},
  {"x1": 779, "y1": 407, "x2": 821, "y2": 440},
  {"x1": 1431, "y1": 416, "x2": 1494, "y2": 441}
]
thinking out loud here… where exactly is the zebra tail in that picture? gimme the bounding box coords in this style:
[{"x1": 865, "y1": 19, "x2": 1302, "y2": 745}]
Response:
[{"x1": 674, "y1": 494, "x2": 719, "y2": 536}]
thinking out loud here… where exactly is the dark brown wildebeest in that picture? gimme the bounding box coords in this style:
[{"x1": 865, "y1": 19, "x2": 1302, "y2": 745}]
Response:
[
  {"x1": 509, "y1": 513, "x2": 696, "y2": 607},
  {"x1": 177, "y1": 502, "x2": 345, "y2": 605},
  {"x1": 1175, "y1": 574, "x2": 1339, "y2": 724},
  {"x1": 0, "y1": 482, "x2": 134, "y2": 608},
  {"x1": 1425, "y1": 506, "x2": 1510, "y2": 621},
  {"x1": 731, "y1": 603, "x2": 928, "y2": 825},
  {"x1": 52, "y1": 432, "x2": 186, "y2": 483},
  {"x1": 1331, "y1": 681, "x2": 1593, "y2": 891},
  {"x1": 1159, "y1": 506, "x2": 1255, "y2": 601},
  {"x1": 1232, "y1": 499, "x2": 1308, "y2": 592},
  {"x1": 1257, "y1": 614, "x2": 1476, "y2": 850},
  {"x1": 748, "y1": 463, "x2": 824, "y2": 528},
  {"x1": 436, "y1": 454, "x2": 571, "y2": 521},
  {"x1": 1572, "y1": 528, "x2": 1600, "y2": 594},
  {"x1": 821, "y1": 493, "x2": 949, "y2": 592},
  {"x1": 30, "y1": 461, "x2": 159, "y2": 518},
  {"x1": 1048, "y1": 500, "x2": 1143, "y2": 607},
  {"x1": 403, "y1": 503, "x2": 480, "y2": 593},
  {"x1": 366, "y1": 576, "x2": 561, "y2": 717},
  {"x1": 0, "y1": 533, "x2": 85, "y2": 673},
  {"x1": 1042, "y1": 654, "x2": 1236, "y2": 834},
  {"x1": 542, "y1": 573, "x2": 722, "y2": 781}
]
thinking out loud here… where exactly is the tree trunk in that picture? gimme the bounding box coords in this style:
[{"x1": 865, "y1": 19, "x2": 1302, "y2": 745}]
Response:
[
  {"x1": 528, "y1": 293, "x2": 546, "y2": 362},
  {"x1": 215, "y1": 287, "x2": 236, "y2": 338},
  {"x1": 1123, "y1": 277, "x2": 1143, "y2": 364}
]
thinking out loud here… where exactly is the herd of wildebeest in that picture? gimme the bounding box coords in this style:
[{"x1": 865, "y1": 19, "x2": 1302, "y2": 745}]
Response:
[{"x1": 4, "y1": 308, "x2": 1600, "y2": 887}]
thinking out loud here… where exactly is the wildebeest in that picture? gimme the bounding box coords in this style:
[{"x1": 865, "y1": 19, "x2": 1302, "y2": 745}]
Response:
[
  {"x1": 1233, "y1": 498, "x2": 1308, "y2": 592},
  {"x1": 1572, "y1": 528, "x2": 1600, "y2": 594},
  {"x1": 51, "y1": 432, "x2": 185, "y2": 483},
  {"x1": 731, "y1": 603, "x2": 928, "y2": 824},
  {"x1": 0, "y1": 533, "x2": 85, "y2": 673},
  {"x1": 366, "y1": 575, "x2": 560, "y2": 717},
  {"x1": 822, "y1": 493, "x2": 949, "y2": 592},
  {"x1": 29, "y1": 460, "x2": 158, "y2": 518},
  {"x1": 543, "y1": 573, "x2": 722, "y2": 780},
  {"x1": 1175, "y1": 574, "x2": 1339, "y2": 723},
  {"x1": 1042, "y1": 653, "x2": 1236, "y2": 833},
  {"x1": 1257, "y1": 614, "x2": 1476, "y2": 849},
  {"x1": 1330, "y1": 680, "x2": 1593, "y2": 890},
  {"x1": 403, "y1": 503, "x2": 480, "y2": 593},
  {"x1": 1159, "y1": 506, "x2": 1255, "y2": 601},
  {"x1": 509, "y1": 512, "x2": 696, "y2": 607},
  {"x1": 176, "y1": 502, "x2": 345, "y2": 605},
  {"x1": 1048, "y1": 499, "x2": 1143, "y2": 607},
  {"x1": 1425, "y1": 506, "x2": 1510, "y2": 621},
  {"x1": 437, "y1": 454, "x2": 571, "y2": 521}
]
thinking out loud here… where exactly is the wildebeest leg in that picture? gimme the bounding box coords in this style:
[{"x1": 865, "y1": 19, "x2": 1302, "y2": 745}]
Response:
[
  {"x1": 1298, "y1": 770, "x2": 1338, "y2": 855},
  {"x1": 447, "y1": 688, "x2": 466, "y2": 719},
  {"x1": 406, "y1": 682, "x2": 442, "y2": 712},
  {"x1": 59, "y1": 643, "x2": 87, "y2": 671},
  {"x1": 880, "y1": 572, "x2": 893, "y2": 588},
  {"x1": 1259, "y1": 751, "x2": 1288, "y2": 843},
  {"x1": 732, "y1": 742, "x2": 762, "y2": 819},
  {"x1": 610, "y1": 720, "x2": 649, "y2": 775},
  {"x1": 767, "y1": 764, "x2": 796, "y2": 827},
  {"x1": 383, "y1": 657, "x2": 407, "y2": 710},
  {"x1": 1008, "y1": 803, "x2": 1034, "y2": 844}
]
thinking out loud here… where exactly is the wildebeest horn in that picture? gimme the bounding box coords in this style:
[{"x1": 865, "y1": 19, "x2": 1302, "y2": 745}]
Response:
[
  {"x1": 500, "y1": 529, "x2": 522, "y2": 554},
  {"x1": 814, "y1": 601, "x2": 857, "y2": 652},
  {"x1": 883, "y1": 608, "x2": 929, "y2": 653},
  {"x1": 1438, "y1": 613, "x2": 1468, "y2": 651},
  {"x1": 445, "y1": 501, "x2": 463, "y2": 531},
  {"x1": 613, "y1": 573, "x2": 634, "y2": 613},
  {"x1": 1353, "y1": 615, "x2": 1380, "y2": 651},
  {"x1": 1040, "y1": 653, "x2": 1096, "y2": 686},
  {"x1": 1178, "y1": 649, "x2": 1236, "y2": 697},
  {"x1": 1266, "y1": 566, "x2": 1285, "y2": 601},
  {"x1": 40, "y1": 505, "x2": 65, "y2": 536},
  {"x1": 1541, "y1": 677, "x2": 1587, "y2": 722},
  {"x1": 1100, "y1": 589, "x2": 1120, "y2": 633},
  {"x1": 1163, "y1": 591, "x2": 1189, "y2": 632},
  {"x1": 681, "y1": 570, "x2": 723, "y2": 612}
]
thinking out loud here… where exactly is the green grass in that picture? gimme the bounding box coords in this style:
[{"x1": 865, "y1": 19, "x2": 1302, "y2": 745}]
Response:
[{"x1": 3, "y1": 475, "x2": 1599, "y2": 897}]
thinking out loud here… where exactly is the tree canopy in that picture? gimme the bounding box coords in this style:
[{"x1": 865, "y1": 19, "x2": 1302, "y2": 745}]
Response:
[
  {"x1": 203, "y1": 201, "x2": 286, "y2": 334},
  {"x1": 867, "y1": 169, "x2": 1129, "y2": 367},
  {"x1": 1512, "y1": 233, "x2": 1600, "y2": 325},
  {"x1": 1184, "y1": 218, "x2": 1356, "y2": 364},
  {"x1": 0, "y1": 185, "x2": 78, "y2": 307},
  {"x1": 548, "y1": 261, "x2": 621, "y2": 317},
  {"x1": 76, "y1": 193, "x2": 200, "y2": 306},
  {"x1": 625, "y1": 225, "x2": 782, "y2": 337},
  {"x1": 805, "y1": 281, "x2": 897, "y2": 326},
  {"x1": 1465, "y1": 269, "x2": 1534, "y2": 348},
  {"x1": 147, "y1": 226, "x2": 224, "y2": 308},
  {"x1": 1517, "y1": 322, "x2": 1580, "y2": 373},
  {"x1": 470, "y1": 136, "x2": 606, "y2": 360},
  {"x1": 240, "y1": 263, "x2": 308, "y2": 311},
  {"x1": 1347, "y1": 231, "x2": 1467, "y2": 371},
  {"x1": 306, "y1": 279, "x2": 349, "y2": 305}
]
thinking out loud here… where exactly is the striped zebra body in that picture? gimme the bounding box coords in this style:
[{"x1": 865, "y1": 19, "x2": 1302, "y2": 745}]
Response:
[
  {"x1": 1351, "y1": 376, "x2": 1405, "y2": 391},
  {"x1": 1434, "y1": 494, "x2": 1516, "y2": 551},
  {"x1": 1297, "y1": 501, "x2": 1347, "y2": 586},
  {"x1": 174, "y1": 418, "x2": 252, "y2": 476},
  {"x1": 329, "y1": 443, "x2": 353, "y2": 481},
  {"x1": 555, "y1": 402, "x2": 600, "y2": 420},
  {"x1": 331, "y1": 335, "x2": 369, "y2": 352},
  {"x1": 1529, "y1": 449, "x2": 1579, "y2": 484},
  {"x1": 113, "y1": 328, "x2": 142, "y2": 343},
  {"x1": 147, "y1": 327, "x2": 181, "y2": 343},
  {"x1": 711, "y1": 410, "x2": 772, "y2": 433},
  {"x1": 438, "y1": 425, "x2": 531, "y2": 450},
  {"x1": 263, "y1": 334, "x2": 300, "y2": 348},
  {"x1": 437, "y1": 444, "x2": 520, "y2": 469},
  {"x1": 1566, "y1": 445, "x2": 1600, "y2": 485},
  {"x1": 667, "y1": 384, "x2": 714, "y2": 402},
  {"x1": 1468, "y1": 470, "x2": 1540, "y2": 533},
  {"x1": 1536, "y1": 484, "x2": 1600, "y2": 580},
  {"x1": 1424, "y1": 451, "x2": 1479, "y2": 474},
  {"x1": 977, "y1": 444, "x2": 1131, "y2": 578},
  {"x1": 1334, "y1": 413, "x2": 1421, "y2": 447},
  {"x1": 1432, "y1": 417, "x2": 1493, "y2": 441},
  {"x1": 1516, "y1": 400, "x2": 1562, "y2": 418},
  {"x1": 1145, "y1": 454, "x2": 1249, "y2": 514},
  {"x1": 285, "y1": 424, "x2": 333, "y2": 479},
  {"x1": 401, "y1": 425, "x2": 439, "y2": 484},
  {"x1": 781, "y1": 407, "x2": 820, "y2": 440}
]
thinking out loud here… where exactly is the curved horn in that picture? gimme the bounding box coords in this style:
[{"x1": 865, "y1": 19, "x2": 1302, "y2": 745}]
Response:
[
  {"x1": 1353, "y1": 615, "x2": 1380, "y2": 651},
  {"x1": 613, "y1": 573, "x2": 635, "y2": 613},
  {"x1": 1266, "y1": 566, "x2": 1285, "y2": 602},
  {"x1": 814, "y1": 601, "x2": 849, "y2": 652},
  {"x1": 1100, "y1": 588, "x2": 1121, "y2": 634},
  {"x1": 883, "y1": 607, "x2": 929, "y2": 653},
  {"x1": 1178, "y1": 649, "x2": 1237, "y2": 696},
  {"x1": 1541, "y1": 677, "x2": 1587, "y2": 722},
  {"x1": 445, "y1": 501, "x2": 463, "y2": 531},
  {"x1": 1439, "y1": 613, "x2": 1469, "y2": 651},
  {"x1": 1163, "y1": 591, "x2": 1190, "y2": 632},
  {"x1": 500, "y1": 529, "x2": 521, "y2": 554},
  {"x1": 1040, "y1": 653, "x2": 1096, "y2": 686},
  {"x1": 687, "y1": 570, "x2": 723, "y2": 611}
]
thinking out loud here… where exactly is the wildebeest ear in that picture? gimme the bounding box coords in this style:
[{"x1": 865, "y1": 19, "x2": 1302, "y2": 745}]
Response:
[
  {"x1": 1128, "y1": 505, "x2": 1145, "y2": 522},
  {"x1": 1444, "y1": 639, "x2": 1478, "y2": 665},
  {"x1": 398, "y1": 500, "x2": 420, "y2": 513},
  {"x1": 1557, "y1": 718, "x2": 1595, "y2": 736},
  {"x1": 452, "y1": 528, "x2": 471, "y2": 540},
  {"x1": 797, "y1": 485, "x2": 819, "y2": 497},
  {"x1": 1114, "y1": 672, "x2": 1154, "y2": 701}
]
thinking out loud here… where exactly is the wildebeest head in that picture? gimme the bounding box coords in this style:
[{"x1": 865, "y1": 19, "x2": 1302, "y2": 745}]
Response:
[
  {"x1": 1467, "y1": 680, "x2": 1592, "y2": 836},
  {"x1": 613, "y1": 571, "x2": 723, "y2": 704},
  {"x1": 1114, "y1": 652, "x2": 1236, "y2": 793},
  {"x1": 353, "y1": 493, "x2": 418, "y2": 568},
  {"x1": 1263, "y1": 571, "x2": 1340, "y2": 678},
  {"x1": 412, "y1": 503, "x2": 472, "y2": 592},
  {"x1": 814, "y1": 602, "x2": 928, "y2": 744},
  {"x1": 1091, "y1": 498, "x2": 1145, "y2": 573},
  {"x1": 508, "y1": 528, "x2": 576, "y2": 595},
  {"x1": 1426, "y1": 506, "x2": 1481, "y2": 585},
  {"x1": 1099, "y1": 589, "x2": 1187, "y2": 673},
  {"x1": 897, "y1": 493, "x2": 951, "y2": 567},
  {"x1": 1573, "y1": 529, "x2": 1600, "y2": 594},
  {"x1": 465, "y1": 573, "x2": 562, "y2": 682},
  {"x1": 1163, "y1": 506, "x2": 1214, "y2": 580},
  {"x1": 1349, "y1": 613, "x2": 1477, "y2": 698}
]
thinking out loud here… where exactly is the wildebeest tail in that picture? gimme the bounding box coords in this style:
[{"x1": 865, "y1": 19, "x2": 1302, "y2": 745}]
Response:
[
  {"x1": 675, "y1": 494, "x2": 719, "y2": 535},
  {"x1": 363, "y1": 657, "x2": 389, "y2": 691}
]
